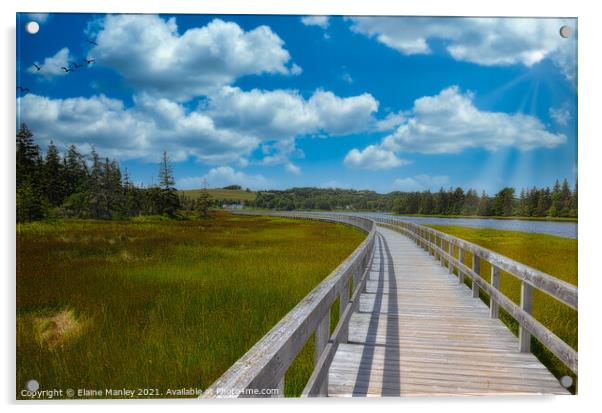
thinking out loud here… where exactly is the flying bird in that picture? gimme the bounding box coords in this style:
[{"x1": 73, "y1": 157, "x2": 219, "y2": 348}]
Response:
[
  {"x1": 60, "y1": 66, "x2": 73, "y2": 73},
  {"x1": 84, "y1": 58, "x2": 95, "y2": 65},
  {"x1": 86, "y1": 39, "x2": 98, "y2": 46},
  {"x1": 17, "y1": 86, "x2": 31, "y2": 93},
  {"x1": 32, "y1": 63, "x2": 41, "y2": 71}
]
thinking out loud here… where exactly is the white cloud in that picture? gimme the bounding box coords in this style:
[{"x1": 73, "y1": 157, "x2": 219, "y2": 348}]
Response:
[
  {"x1": 549, "y1": 105, "x2": 571, "y2": 126},
  {"x1": 17, "y1": 93, "x2": 259, "y2": 164},
  {"x1": 180, "y1": 166, "x2": 268, "y2": 190},
  {"x1": 344, "y1": 145, "x2": 410, "y2": 170},
  {"x1": 393, "y1": 174, "x2": 449, "y2": 191},
  {"x1": 208, "y1": 86, "x2": 378, "y2": 139},
  {"x1": 379, "y1": 86, "x2": 566, "y2": 154},
  {"x1": 18, "y1": 85, "x2": 378, "y2": 170},
  {"x1": 301, "y1": 16, "x2": 329, "y2": 29},
  {"x1": 342, "y1": 72, "x2": 353, "y2": 84},
  {"x1": 290, "y1": 63, "x2": 303, "y2": 75},
  {"x1": 348, "y1": 17, "x2": 577, "y2": 82},
  {"x1": 374, "y1": 110, "x2": 406, "y2": 131},
  {"x1": 88, "y1": 15, "x2": 296, "y2": 100},
  {"x1": 285, "y1": 162, "x2": 302, "y2": 175},
  {"x1": 345, "y1": 86, "x2": 566, "y2": 170},
  {"x1": 28, "y1": 47, "x2": 71, "y2": 77}
]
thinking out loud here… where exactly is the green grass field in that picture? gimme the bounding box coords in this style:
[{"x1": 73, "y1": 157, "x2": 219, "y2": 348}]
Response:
[
  {"x1": 16, "y1": 213, "x2": 365, "y2": 398},
  {"x1": 179, "y1": 188, "x2": 257, "y2": 202},
  {"x1": 426, "y1": 225, "x2": 578, "y2": 392}
]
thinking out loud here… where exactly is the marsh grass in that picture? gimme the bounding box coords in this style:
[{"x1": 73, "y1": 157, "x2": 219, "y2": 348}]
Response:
[
  {"x1": 16, "y1": 213, "x2": 365, "y2": 398},
  {"x1": 427, "y1": 225, "x2": 577, "y2": 393}
]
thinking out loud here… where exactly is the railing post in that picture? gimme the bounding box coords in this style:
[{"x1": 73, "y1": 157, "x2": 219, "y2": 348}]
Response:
[
  {"x1": 339, "y1": 281, "x2": 349, "y2": 343},
  {"x1": 458, "y1": 248, "x2": 465, "y2": 284},
  {"x1": 315, "y1": 311, "x2": 330, "y2": 395},
  {"x1": 448, "y1": 241, "x2": 454, "y2": 274},
  {"x1": 472, "y1": 254, "x2": 480, "y2": 298},
  {"x1": 490, "y1": 265, "x2": 500, "y2": 318},
  {"x1": 519, "y1": 281, "x2": 533, "y2": 352}
]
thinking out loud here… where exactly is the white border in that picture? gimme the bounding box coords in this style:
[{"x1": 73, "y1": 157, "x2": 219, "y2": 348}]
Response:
[{"x1": 2, "y1": 1, "x2": 601, "y2": 413}]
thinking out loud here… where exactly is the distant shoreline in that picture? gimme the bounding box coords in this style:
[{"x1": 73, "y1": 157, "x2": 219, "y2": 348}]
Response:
[{"x1": 393, "y1": 214, "x2": 577, "y2": 223}]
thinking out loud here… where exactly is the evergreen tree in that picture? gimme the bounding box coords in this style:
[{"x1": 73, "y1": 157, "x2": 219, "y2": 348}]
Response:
[
  {"x1": 42, "y1": 141, "x2": 65, "y2": 207},
  {"x1": 492, "y1": 187, "x2": 516, "y2": 216},
  {"x1": 16, "y1": 124, "x2": 45, "y2": 221},
  {"x1": 159, "y1": 150, "x2": 175, "y2": 190},
  {"x1": 156, "y1": 151, "x2": 180, "y2": 216},
  {"x1": 63, "y1": 145, "x2": 88, "y2": 195},
  {"x1": 477, "y1": 191, "x2": 491, "y2": 216},
  {"x1": 462, "y1": 189, "x2": 480, "y2": 215}
]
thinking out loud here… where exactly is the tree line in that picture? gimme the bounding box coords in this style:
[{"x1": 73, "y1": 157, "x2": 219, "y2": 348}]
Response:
[
  {"x1": 16, "y1": 123, "x2": 186, "y2": 222},
  {"x1": 250, "y1": 181, "x2": 577, "y2": 218}
]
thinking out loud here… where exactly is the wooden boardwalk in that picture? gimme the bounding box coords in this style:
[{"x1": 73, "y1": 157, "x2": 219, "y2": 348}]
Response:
[{"x1": 327, "y1": 225, "x2": 569, "y2": 396}]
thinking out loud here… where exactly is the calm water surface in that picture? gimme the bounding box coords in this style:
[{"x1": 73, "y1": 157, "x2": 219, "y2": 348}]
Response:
[{"x1": 339, "y1": 212, "x2": 577, "y2": 239}]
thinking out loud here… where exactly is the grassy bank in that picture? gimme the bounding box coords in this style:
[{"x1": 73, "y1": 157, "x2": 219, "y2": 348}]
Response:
[
  {"x1": 16, "y1": 213, "x2": 365, "y2": 398},
  {"x1": 426, "y1": 225, "x2": 578, "y2": 392},
  {"x1": 179, "y1": 188, "x2": 256, "y2": 202}
]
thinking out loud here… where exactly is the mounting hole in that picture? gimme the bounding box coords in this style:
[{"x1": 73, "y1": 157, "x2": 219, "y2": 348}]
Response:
[
  {"x1": 560, "y1": 375, "x2": 573, "y2": 388},
  {"x1": 26, "y1": 379, "x2": 39, "y2": 392},
  {"x1": 559, "y1": 25, "x2": 572, "y2": 39},
  {"x1": 25, "y1": 21, "x2": 40, "y2": 34}
]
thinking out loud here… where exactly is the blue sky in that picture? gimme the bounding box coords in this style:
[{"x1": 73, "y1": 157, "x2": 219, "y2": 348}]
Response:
[{"x1": 16, "y1": 13, "x2": 577, "y2": 194}]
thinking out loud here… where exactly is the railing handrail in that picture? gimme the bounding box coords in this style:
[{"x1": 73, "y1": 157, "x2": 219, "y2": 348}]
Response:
[
  {"x1": 202, "y1": 211, "x2": 375, "y2": 398},
  {"x1": 375, "y1": 217, "x2": 578, "y2": 375}
]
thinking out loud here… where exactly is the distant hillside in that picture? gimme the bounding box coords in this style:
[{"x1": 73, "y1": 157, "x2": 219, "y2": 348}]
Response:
[{"x1": 179, "y1": 188, "x2": 257, "y2": 202}]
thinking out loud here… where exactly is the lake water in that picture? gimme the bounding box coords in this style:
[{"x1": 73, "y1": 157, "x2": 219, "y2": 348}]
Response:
[{"x1": 338, "y1": 212, "x2": 578, "y2": 239}]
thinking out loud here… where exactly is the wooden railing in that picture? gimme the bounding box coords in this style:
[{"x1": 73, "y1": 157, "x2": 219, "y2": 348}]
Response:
[
  {"x1": 373, "y1": 216, "x2": 578, "y2": 376},
  {"x1": 202, "y1": 211, "x2": 376, "y2": 398}
]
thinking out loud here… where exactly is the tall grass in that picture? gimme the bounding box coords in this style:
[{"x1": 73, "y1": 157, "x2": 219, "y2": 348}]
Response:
[
  {"x1": 427, "y1": 225, "x2": 577, "y2": 393},
  {"x1": 16, "y1": 213, "x2": 365, "y2": 398}
]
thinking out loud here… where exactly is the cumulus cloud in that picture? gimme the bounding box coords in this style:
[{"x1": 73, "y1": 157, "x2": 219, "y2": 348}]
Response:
[
  {"x1": 18, "y1": 84, "x2": 379, "y2": 170},
  {"x1": 179, "y1": 166, "x2": 268, "y2": 190},
  {"x1": 17, "y1": 93, "x2": 259, "y2": 164},
  {"x1": 207, "y1": 86, "x2": 379, "y2": 139},
  {"x1": 345, "y1": 86, "x2": 566, "y2": 170},
  {"x1": 374, "y1": 110, "x2": 406, "y2": 132},
  {"x1": 28, "y1": 47, "x2": 71, "y2": 77},
  {"x1": 348, "y1": 17, "x2": 577, "y2": 82},
  {"x1": 344, "y1": 145, "x2": 410, "y2": 170},
  {"x1": 381, "y1": 86, "x2": 566, "y2": 154},
  {"x1": 549, "y1": 105, "x2": 571, "y2": 126},
  {"x1": 393, "y1": 174, "x2": 449, "y2": 191},
  {"x1": 301, "y1": 16, "x2": 329, "y2": 29},
  {"x1": 88, "y1": 15, "x2": 297, "y2": 100}
]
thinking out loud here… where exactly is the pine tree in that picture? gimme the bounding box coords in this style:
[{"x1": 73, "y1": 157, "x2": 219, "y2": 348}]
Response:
[
  {"x1": 16, "y1": 123, "x2": 41, "y2": 190},
  {"x1": 477, "y1": 191, "x2": 491, "y2": 216},
  {"x1": 195, "y1": 179, "x2": 212, "y2": 218},
  {"x1": 64, "y1": 145, "x2": 88, "y2": 195},
  {"x1": 156, "y1": 151, "x2": 179, "y2": 216},
  {"x1": 16, "y1": 123, "x2": 45, "y2": 221},
  {"x1": 42, "y1": 141, "x2": 65, "y2": 207},
  {"x1": 159, "y1": 150, "x2": 175, "y2": 190}
]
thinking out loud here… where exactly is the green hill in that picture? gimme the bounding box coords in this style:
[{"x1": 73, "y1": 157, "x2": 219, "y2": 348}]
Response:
[{"x1": 179, "y1": 188, "x2": 257, "y2": 202}]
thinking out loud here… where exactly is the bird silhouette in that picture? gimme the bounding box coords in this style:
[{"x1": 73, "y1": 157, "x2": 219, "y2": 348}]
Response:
[
  {"x1": 32, "y1": 63, "x2": 41, "y2": 71},
  {"x1": 84, "y1": 58, "x2": 95, "y2": 65},
  {"x1": 60, "y1": 66, "x2": 73, "y2": 73},
  {"x1": 17, "y1": 86, "x2": 31, "y2": 93},
  {"x1": 86, "y1": 39, "x2": 98, "y2": 46}
]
